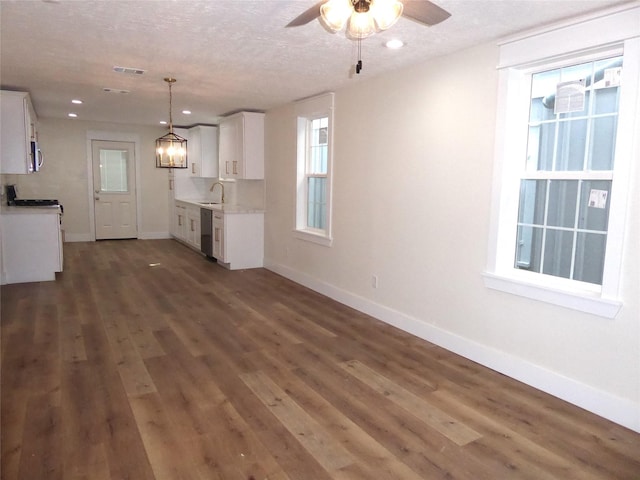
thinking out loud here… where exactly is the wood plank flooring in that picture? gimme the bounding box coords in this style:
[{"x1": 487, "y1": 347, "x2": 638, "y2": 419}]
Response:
[{"x1": 2, "y1": 239, "x2": 639, "y2": 480}]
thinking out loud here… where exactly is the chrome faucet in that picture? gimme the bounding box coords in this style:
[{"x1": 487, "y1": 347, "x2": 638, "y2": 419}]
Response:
[{"x1": 209, "y1": 181, "x2": 225, "y2": 204}]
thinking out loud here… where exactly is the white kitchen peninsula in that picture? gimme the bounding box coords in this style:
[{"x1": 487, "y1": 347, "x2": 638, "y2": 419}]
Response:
[{"x1": 1, "y1": 206, "x2": 63, "y2": 284}]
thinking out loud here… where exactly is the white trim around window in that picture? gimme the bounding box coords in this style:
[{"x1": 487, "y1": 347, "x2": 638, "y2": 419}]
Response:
[
  {"x1": 294, "y1": 92, "x2": 335, "y2": 247},
  {"x1": 484, "y1": 6, "x2": 640, "y2": 318}
]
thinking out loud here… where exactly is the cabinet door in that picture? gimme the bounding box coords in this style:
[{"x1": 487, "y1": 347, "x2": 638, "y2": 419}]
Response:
[
  {"x1": 0, "y1": 91, "x2": 33, "y2": 174},
  {"x1": 186, "y1": 207, "x2": 201, "y2": 248},
  {"x1": 188, "y1": 127, "x2": 201, "y2": 176},
  {"x1": 219, "y1": 115, "x2": 242, "y2": 179},
  {"x1": 212, "y1": 213, "x2": 225, "y2": 260},
  {"x1": 173, "y1": 204, "x2": 187, "y2": 240}
]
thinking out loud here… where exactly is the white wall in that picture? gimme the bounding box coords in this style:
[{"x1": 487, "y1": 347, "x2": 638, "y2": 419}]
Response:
[
  {"x1": 6, "y1": 118, "x2": 169, "y2": 240},
  {"x1": 263, "y1": 42, "x2": 640, "y2": 432}
]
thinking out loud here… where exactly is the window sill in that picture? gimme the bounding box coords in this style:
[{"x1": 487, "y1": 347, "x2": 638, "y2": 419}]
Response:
[
  {"x1": 294, "y1": 229, "x2": 333, "y2": 247},
  {"x1": 482, "y1": 271, "x2": 622, "y2": 318}
]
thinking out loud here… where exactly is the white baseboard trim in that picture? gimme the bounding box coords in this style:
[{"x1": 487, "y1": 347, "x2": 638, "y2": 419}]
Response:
[
  {"x1": 139, "y1": 231, "x2": 172, "y2": 240},
  {"x1": 63, "y1": 233, "x2": 92, "y2": 242},
  {"x1": 64, "y1": 232, "x2": 172, "y2": 242},
  {"x1": 264, "y1": 258, "x2": 640, "y2": 433}
]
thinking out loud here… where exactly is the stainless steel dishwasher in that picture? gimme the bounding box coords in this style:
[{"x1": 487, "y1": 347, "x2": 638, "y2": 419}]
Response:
[{"x1": 200, "y1": 208, "x2": 213, "y2": 257}]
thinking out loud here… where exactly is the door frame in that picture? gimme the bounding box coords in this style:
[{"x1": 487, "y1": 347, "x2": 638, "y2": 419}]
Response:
[{"x1": 86, "y1": 131, "x2": 142, "y2": 241}]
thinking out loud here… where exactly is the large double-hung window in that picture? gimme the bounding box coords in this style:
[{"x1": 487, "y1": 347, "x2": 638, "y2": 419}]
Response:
[
  {"x1": 295, "y1": 93, "x2": 334, "y2": 246},
  {"x1": 484, "y1": 6, "x2": 639, "y2": 318},
  {"x1": 516, "y1": 56, "x2": 622, "y2": 285}
]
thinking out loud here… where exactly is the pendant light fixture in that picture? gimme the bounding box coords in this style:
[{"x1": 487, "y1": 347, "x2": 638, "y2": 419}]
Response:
[{"x1": 155, "y1": 77, "x2": 187, "y2": 168}]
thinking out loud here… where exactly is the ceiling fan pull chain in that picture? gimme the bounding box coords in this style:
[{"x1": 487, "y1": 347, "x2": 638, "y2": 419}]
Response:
[{"x1": 356, "y1": 36, "x2": 363, "y2": 74}]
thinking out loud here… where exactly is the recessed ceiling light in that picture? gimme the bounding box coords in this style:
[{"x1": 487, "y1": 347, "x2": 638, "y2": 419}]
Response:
[
  {"x1": 68, "y1": 113, "x2": 78, "y2": 118},
  {"x1": 159, "y1": 121, "x2": 168, "y2": 125},
  {"x1": 182, "y1": 110, "x2": 191, "y2": 115},
  {"x1": 71, "y1": 99, "x2": 83, "y2": 104},
  {"x1": 385, "y1": 39, "x2": 404, "y2": 49}
]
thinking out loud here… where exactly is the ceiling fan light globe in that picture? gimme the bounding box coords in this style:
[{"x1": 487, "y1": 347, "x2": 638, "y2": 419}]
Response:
[
  {"x1": 320, "y1": 0, "x2": 352, "y2": 31},
  {"x1": 347, "y1": 10, "x2": 376, "y2": 39},
  {"x1": 370, "y1": 0, "x2": 403, "y2": 30}
]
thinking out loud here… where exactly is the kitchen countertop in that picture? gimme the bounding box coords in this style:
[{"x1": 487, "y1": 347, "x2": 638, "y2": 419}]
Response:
[
  {"x1": 1, "y1": 205, "x2": 62, "y2": 215},
  {"x1": 175, "y1": 199, "x2": 264, "y2": 214}
]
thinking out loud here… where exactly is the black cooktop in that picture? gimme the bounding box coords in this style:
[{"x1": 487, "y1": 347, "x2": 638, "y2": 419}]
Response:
[{"x1": 11, "y1": 199, "x2": 60, "y2": 206}]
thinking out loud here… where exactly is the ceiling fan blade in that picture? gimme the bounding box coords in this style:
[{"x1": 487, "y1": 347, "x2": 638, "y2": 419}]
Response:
[
  {"x1": 286, "y1": 1, "x2": 325, "y2": 27},
  {"x1": 402, "y1": 0, "x2": 451, "y2": 26}
]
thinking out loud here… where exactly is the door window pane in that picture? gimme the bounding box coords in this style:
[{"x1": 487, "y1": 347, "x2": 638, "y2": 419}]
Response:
[{"x1": 100, "y1": 149, "x2": 128, "y2": 192}]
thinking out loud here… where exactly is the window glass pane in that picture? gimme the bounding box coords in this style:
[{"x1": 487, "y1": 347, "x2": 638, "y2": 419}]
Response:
[
  {"x1": 530, "y1": 69, "x2": 559, "y2": 123},
  {"x1": 542, "y1": 229, "x2": 574, "y2": 279},
  {"x1": 556, "y1": 119, "x2": 587, "y2": 170},
  {"x1": 307, "y1": 176, "x2": 326, "y2": 229},
  {"x1": 517, "y1": 180, "x2": 546, "y2": 225},
  {"x1": 526, "y1": 124, "x2": 555, "y2": 171},
  {"x1": 578, "y1": 180, "x2": 611, "y2": 231},
  {"x1": 589, "y1": 116, "x2": 617, "y2": 170},
  {"x1": 100, "y1": 149, "x2": 128, "y2": 192},
  {"x1": 515, "y1": 225, "x2": 543, "y2": 271},
  {"x1": 593, "y1": 56, "x2": 622, "y2": 114},
  {"x1": 309, "y1": 117, "x2": 328, "y2": 174},
  {"x1": 594, "y1": 86, "x2": 619, "y2": 115},
  {"x1": 547, "y1": 180, "x2": 578, "y2": 228},
  {"x1": 529, "y1": 97, "x2": 556, "y2": 123},
  {"x1": 573, "y1": 232, "x2": 607, "y2": 284}
]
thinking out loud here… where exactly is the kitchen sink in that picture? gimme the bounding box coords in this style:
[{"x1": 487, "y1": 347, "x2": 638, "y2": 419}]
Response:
[{"x1": 199, "y1": 202, "x2": 222, "y2": 206}]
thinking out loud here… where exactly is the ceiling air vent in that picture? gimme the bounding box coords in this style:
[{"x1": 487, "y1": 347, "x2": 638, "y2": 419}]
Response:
[
  {"x1": 103, "y1": 88, "x2": 130, "y2": 94},
  {"x1": 113, "y1": 66, "x2": 146, "y2": 75}
]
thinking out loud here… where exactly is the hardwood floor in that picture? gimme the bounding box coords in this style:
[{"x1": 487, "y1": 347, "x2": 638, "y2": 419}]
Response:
[{"x1": 2, "y1": 239, "x2": 639, "y2": 480}]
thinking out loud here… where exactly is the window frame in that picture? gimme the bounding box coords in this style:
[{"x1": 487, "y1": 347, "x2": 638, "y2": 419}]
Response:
[
  {"x1": 483, "y1": 7, "x2": 640, "y2": 318},
  {"x1": 295, "y1": 92, "x2": 335, "y2": 246}
]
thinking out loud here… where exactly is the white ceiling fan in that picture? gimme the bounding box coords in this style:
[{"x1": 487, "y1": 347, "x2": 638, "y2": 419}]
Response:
[{"x1": 286, "y1": 0, "x2": 451, "y2": 73}]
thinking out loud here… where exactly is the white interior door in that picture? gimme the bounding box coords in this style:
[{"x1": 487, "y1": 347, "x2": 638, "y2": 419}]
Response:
[{"x1": 92, "y1": 140, "x2": 137, "y2": 240}]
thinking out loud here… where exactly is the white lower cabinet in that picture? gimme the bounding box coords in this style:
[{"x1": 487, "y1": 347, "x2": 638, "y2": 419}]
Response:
[
  {"x1": 186, "y1": 206, "x2": 201, "y2": 249},
  {"x1": 172, "y1": 200, "x2": 263, "y2": 269},
  {"x1": 212, "y1": 212, "x2": 224, "y2": 260},
  {"x1": 173, "y1": 201, "x2": 202, "y2": 251},
  {"x1": 213, "y1": 212, "x2": 264, "y2": 270},
  {"x1": 1, "y1": 208, "x2": 63, "y2": 284},
  {"x1": 172, "y1": 202, "x2": 187, "y2": 241}
]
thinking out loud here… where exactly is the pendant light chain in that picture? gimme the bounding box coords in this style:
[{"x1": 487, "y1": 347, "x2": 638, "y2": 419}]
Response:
[{"x1": 166, "y1": 77, "x2": 176, "y2": 133}]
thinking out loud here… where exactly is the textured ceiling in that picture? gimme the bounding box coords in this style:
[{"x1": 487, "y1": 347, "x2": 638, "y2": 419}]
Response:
[{"x1": 0, "y1": 0, "x2": 632, "y2": 126}]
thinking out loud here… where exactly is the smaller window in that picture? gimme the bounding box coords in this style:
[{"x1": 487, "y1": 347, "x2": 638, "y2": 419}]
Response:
[{"x1": 295, "y1": 93, "x2": 334, "y2": 246}]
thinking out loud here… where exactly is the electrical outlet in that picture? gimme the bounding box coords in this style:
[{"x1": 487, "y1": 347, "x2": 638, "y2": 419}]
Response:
[{"x1": 372, "y1": 275, "x2": 378, "y2": 289}]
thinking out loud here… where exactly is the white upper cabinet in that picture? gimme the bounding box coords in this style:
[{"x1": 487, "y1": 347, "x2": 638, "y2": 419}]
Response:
[
  {"x1": 187, "y1": 125, "x2": 218, "y2": 178},
  {"x1": 218, "y1": 111, "x2": 264, "y2": 180},
  {"x1": 1, "y1": 90, "x2": 40, "y2": 174}
]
